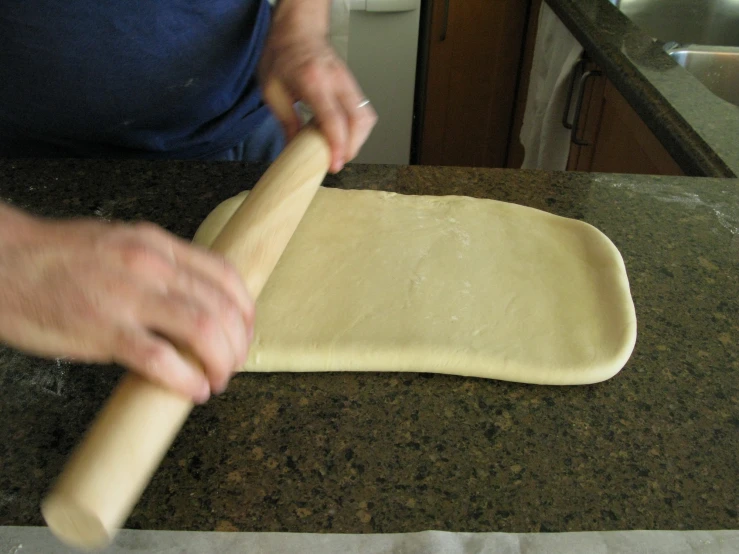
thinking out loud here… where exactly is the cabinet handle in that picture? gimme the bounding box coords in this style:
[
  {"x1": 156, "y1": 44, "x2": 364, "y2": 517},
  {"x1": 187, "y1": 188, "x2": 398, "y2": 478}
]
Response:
[
  {"x1": 571, "y1": 69, "x2": 602, "y2": 147},
  {"x1": 562, "y1": 58, "x2": 587, "y2": 130},
  {"x1": 440, "y1": 0, "x2": 450, "y2": 41}
]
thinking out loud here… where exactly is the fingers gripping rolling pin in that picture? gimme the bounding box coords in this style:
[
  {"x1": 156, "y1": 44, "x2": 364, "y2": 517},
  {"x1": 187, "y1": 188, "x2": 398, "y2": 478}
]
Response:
[{"x1": 41, "y1": 122, "x2": 331, "y2": 549}]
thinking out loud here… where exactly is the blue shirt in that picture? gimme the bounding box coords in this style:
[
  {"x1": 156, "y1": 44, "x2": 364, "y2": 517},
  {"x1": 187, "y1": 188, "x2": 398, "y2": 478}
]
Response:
[{"x1": 0, "y1": 0, "x2": 272, "y2": 159}]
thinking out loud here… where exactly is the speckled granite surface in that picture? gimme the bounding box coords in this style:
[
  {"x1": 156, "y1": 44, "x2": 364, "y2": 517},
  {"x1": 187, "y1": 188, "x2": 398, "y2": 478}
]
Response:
[
  {"x1": 0, "y1": 159, "x2": 737, "y2": 533},
  {"x1": 546, "y1": 0, "x2": 739, "y2": 178}
]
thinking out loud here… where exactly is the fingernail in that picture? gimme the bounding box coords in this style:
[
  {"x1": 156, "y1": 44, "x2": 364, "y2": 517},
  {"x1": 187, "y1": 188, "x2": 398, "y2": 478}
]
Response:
[
  {"x1": 213, "y1": 383, "x2": 227, "y2": 396},
  {"x1": 213, "y1": 375, "x2": 232, "y2": 396},
  {"x1": 194, "y1": 381, "x2": 211, "y2": 404}
]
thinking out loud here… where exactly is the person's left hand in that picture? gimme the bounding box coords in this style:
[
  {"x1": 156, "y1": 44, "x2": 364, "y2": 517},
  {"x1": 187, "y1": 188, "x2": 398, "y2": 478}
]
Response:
[{"x1": 259, "y1": 5, "x2": 377, "y2": 173}]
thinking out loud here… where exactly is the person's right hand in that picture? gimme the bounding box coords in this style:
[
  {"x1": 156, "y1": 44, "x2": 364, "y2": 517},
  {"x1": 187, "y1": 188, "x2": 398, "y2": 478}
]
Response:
[{"x1": 0, "y1": 204, "x2": 254, "y2": 403}]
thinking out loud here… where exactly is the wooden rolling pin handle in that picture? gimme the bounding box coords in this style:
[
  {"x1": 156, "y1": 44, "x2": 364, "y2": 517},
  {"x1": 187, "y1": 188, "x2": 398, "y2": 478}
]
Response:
[{"x1": 41, "y1": 126, "x2": 331, "y2": 550}]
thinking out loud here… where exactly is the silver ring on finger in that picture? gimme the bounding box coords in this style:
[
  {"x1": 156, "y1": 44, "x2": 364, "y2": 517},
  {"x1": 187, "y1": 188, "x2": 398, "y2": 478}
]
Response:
[{"x1": 357, "y1": 98, "x2": 371, "y2": 109}]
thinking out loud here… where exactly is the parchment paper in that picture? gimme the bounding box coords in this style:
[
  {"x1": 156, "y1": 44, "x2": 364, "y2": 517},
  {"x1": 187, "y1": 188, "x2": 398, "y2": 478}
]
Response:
[{"x1": 2, "y1": 527, "x2": 738, "y2": 554}]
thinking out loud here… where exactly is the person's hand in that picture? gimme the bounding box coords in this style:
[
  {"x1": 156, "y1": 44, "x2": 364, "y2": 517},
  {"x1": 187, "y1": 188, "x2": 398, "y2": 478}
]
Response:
[
  {"x1": 0, "y1": 205, "x2": 254, "y2": 403},
  {"x1": 259, "y1": 0, "x2": 378, "y2": 173}
]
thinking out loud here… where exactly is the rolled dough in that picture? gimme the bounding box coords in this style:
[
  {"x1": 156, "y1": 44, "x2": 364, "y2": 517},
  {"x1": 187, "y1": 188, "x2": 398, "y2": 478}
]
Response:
[{"x1": 193, "y1": 187, "x2": 636, "y2": 385}]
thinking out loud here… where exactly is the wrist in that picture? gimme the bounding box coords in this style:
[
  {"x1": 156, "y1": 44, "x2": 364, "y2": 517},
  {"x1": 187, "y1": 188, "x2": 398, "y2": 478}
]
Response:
[{"x1": 271, "y1": 0, "x2": 331, "y2": 38}]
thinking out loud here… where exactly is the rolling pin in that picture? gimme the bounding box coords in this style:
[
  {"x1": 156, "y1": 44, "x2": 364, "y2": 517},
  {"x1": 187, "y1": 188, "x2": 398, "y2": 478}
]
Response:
[{"x1": 41, "y1": 123, "x2": 331, "y2": 550}]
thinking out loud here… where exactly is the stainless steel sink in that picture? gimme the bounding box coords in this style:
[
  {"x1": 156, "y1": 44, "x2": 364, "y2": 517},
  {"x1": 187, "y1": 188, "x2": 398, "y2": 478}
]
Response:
[
  {"x1": 613, "y1": 0, "x2": 739, "y2": 47},
  {"x1": 666, "y1": 46, "x2": 739, "y2": 107},
  {"x1": 611, "y1": 0, "x2": 739, "y2": 108}
]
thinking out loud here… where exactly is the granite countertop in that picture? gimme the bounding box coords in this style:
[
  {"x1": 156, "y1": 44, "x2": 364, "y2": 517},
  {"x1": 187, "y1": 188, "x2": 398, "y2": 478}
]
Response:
[
  {"x1": 546, "y1": 0, "x2": 739, "y2": 178},
  {"x1": 1, "y1": 159, "x2": 738, "y2": 533}
]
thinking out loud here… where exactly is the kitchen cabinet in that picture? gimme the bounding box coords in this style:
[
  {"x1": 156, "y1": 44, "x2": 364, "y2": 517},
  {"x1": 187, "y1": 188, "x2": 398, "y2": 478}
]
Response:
[
  {"x1": 507, "y1": 2, "x2": 683, "y2": 176},
  {"x1": 415, "y1": 0, "x2": 530, "y2": 167},
  {"x1": 565, "y1": 62, "x2": 683, "y2": 175}
]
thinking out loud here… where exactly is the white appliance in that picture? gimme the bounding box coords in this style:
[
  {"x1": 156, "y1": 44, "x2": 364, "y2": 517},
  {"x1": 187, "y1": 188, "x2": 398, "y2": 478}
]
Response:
[
  {"x1": 346, "y1": 0, "x2": 421, "y2": 164},
  {"x1": 267, "y1": 0, "x2": 422, "y2": 165}
]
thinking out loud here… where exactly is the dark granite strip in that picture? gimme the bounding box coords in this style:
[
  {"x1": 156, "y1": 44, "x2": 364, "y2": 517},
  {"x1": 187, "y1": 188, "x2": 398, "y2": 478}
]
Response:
[{"x1": 545, "y1": 0, "x2": 738, "y2": 178}]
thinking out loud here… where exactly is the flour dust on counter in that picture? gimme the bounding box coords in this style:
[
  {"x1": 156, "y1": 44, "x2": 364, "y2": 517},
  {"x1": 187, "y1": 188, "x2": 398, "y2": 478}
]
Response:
[
  {"x1": 606, "y1": 179, "x2": 739, "y2": 237},
  {"x1": 194, "y1": 186, "x2": 637, "y2": 385},
  {"x1": 0, "y1": 347, "x2": 70, "y2": 398}
]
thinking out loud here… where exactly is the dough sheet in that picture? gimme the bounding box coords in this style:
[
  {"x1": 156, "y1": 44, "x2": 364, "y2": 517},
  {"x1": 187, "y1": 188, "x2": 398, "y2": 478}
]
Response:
[{"x1": 193, "y1": 187, "x2": 636, "y2": 385}]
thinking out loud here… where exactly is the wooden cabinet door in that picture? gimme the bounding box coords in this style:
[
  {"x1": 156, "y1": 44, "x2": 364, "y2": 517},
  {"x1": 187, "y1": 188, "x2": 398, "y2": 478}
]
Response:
[
  {"x1": 418, "y1": 0, "x2": 530, "y2": 167},
  {"x1": 507, "y1": 3, "x2": 684, "y2": 177},
  {"x1": 569, "y1": 74, "x2": 683, "y2": 175},
  {"x1": 566, "y1": 61, "x2": 607, "y2": 172},
  {"x1": 589, "y1": 80, "x2": 683, "y2": 175}
]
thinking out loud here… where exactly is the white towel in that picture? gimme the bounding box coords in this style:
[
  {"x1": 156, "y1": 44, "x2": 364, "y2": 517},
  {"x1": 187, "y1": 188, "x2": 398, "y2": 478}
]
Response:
[{"x1": 520, "y1": 3, "x2": 584, "y2": 170}]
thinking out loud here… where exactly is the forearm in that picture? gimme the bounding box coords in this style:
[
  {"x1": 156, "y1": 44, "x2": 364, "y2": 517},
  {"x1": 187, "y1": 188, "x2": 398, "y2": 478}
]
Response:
[
  {"x1": 271, "y1": 0, "x2": 332, "y2": 37},
  {"x1": 260, "y1": 0, "x2": 377, "y2": 171}
]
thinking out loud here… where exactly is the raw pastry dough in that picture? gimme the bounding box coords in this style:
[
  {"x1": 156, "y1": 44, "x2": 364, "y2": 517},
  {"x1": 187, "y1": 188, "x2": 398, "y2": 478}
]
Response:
[{"x1": 194, "y1": 187, "x2": 636, "y2": 385}]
